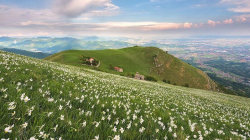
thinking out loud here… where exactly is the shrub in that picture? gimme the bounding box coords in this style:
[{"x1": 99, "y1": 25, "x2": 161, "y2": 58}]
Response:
[
  {"x1": 145, "y1": 76, "x2": 157, "y2": 82},
  {"x1": 184, "y1": 83, "x2": 189, "y2": 87},
  {"x1": 163, "y1": 79, "x2": 171, "y2": 84}
]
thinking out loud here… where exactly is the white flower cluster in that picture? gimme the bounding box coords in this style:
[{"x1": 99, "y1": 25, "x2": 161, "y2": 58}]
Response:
[{"x1": 0, "y1": 51, "x2": 249, "y2": 140}]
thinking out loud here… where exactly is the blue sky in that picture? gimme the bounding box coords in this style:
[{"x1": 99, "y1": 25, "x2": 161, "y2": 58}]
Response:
[{"x1": 0, "y1": 0, "x2": 250, "y2": 39}]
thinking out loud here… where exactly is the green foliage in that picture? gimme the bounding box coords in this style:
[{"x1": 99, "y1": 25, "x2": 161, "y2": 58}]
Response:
[
  {"x1": 184, "y1": 83, "x2": 189, "y2": 87},
  {"x1": 145, "y1": 75, "x2": 157, "y2": 82},
  {"x1": 163, "y1": 79, "x2": 171, "y2": 84}
]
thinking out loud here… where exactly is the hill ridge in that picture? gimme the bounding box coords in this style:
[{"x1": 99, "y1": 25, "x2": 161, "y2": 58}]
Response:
[{"x1": 45, "y1": 46, "x2": 218, "y2": 91}]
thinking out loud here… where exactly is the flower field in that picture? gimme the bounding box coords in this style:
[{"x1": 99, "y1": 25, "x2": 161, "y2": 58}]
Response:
[{"x1": 0, "y1": 51, "x2": 249, "y2": 140}]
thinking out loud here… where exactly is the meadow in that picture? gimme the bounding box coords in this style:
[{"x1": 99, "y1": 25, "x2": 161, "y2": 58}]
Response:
[{"x1": 0, "y1": 51, "x2": 249, "y2": 139}]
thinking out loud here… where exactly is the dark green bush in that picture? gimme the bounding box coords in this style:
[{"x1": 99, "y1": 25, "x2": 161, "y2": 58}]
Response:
[{"x1": 145, "y1": 76, "x2": 157, "y2": 82}]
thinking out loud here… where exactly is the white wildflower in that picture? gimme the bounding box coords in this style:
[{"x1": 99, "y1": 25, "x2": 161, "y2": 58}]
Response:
[
  {"x1": 82, "y1": 121, "x2": 87, "y2": 127},
  {"x1": 93, "y1": 135, "x2": 99, "y2": 140},
  {"x1": 173, "y1": 133, "x2": 177, "y2": 138},
  {"x1": 168, "y1": 127, "x2": 172, "y2": 132},
  {"x1": 113, "y1": 135, "x2": 120, "y2": 140},
  {"x1": 24, "y1": 96, "x2": 30, "y2": 102},
  {"x1": 48, "y1": 98, "x2": 54, "y2": 102},
  {"x1": 139, "y1": 127, "x2": 145, "y2": 133},
  {"x1": 21, "y1": 122, "x2": 28, "y2": 129},
  {"x1": 4, "y1": 124, "x2": 14, "y2": 133},
  {"x1": 120, "y1": 128, "x2": 124, "y2": 133},
  {"x1": 59, "y1": 105, "x2": 63, "y2": 110},
  {"x1": 29, "y1": 136, "x2": 38, "y2": 140},
  {"x1": 60, "y1": 115, "x2": 64, "y2": 120},
  {"x1": 8, "y1": 102, "x2": 16, "y2": 110},
  {"x1": 48, "y1": 112, "x2": 53, "y2": 117},
  {"x1": 140, "y1": 117, "x2": 144, "y2": 124},
  {"x1": 112, "y1": 126, "x2": 117, "y2": 132}
]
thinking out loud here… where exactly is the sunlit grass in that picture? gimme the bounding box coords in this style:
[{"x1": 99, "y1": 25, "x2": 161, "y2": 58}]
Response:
[{"x1": 0, "y1": 51, "x2": 249, "y2": 139}]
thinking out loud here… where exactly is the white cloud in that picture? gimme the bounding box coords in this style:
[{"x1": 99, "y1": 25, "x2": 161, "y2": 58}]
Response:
[
  {"x1": 53, "y1": 0, "x2": 119, "y2": 18},
  {"x1": 0, "y1": 5, "x2": 60, "y2": 26},
  {"x1": 221, "y1": 0, "x2": 250, "y2": 13},
  {"x1": 223, "y1": 19, "x2": 233, "y2": 24},
  {"x1": 208, "y1": 20, "x2": 220, "y2": 26},
  {"x1": 0, "y1": 3, "x2": 250, "y2": 38}
]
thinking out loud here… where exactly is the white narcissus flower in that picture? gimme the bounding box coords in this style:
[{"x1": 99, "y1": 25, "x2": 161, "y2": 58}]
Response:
[
  {"x1": 60, "y1": 115, "x2": 64, "y2": 120},
  {"x1": 4, "y1": 124, "x2": 14, "y2": 133},
  {"x1": 173, "y1": 133, "x2": 177, "y2": 138},
  {"x1": 82, "y1": 121, "x2": 87, "y2": 127},
  {"x1": 127, "y1": 122, "x2": 131, "y2": 129},
  {"x1": 95, "y1": 122, "x2": 99, "y2": 127},
  {"x1": 48, "y1": 112, "x2": 53, "y2": 117},
  {"x1": 29, "y1": 136, "x2": 38, "y2": 140},
  {"x1": 1, "y1": 138, "x2": 10, "y2": 140},
  {"x1": 139, "y1": 127, "x2": 145, "y2": 133},
  {"x1": 53, "y1": 125, "x2": 58, "y2": 132},
  {"x1": 120, "y1": 128, "x2": 124, "y2": 133},
  {"x1": 112, "y1": 126, "x2": 117, "y2": 132},
  {"x1": 168, "y1": 127, "x2": 172, "y2": 132},
  {"x1": 24, "y1": 96, "x2": 30, "y2": 102},
  {"x1": 20, "y1": 93, "x2": 25, "y2": 101},
  {"x1": 140, "y1": 117, "x2": 144, "y2": 124},
  {"x1": 20, "y1": 93, "x2": 30, "y2": 102},
  {"x1": 17, "y1": 82, "x2": 21, "y2": 86},
  {"x1": 93, "y1": 135, "x2": 99, "y2": 140},
  {"x1": 1, "y1": 88, "x2": 7, "y2": 92},
  {"x1": 59, "y1": 105, "x2": 63, "y2": 110},
  {"x1": 0, "y1": 77, "x2": 4, "y2": 82},
  {"x1": 11, "y1": 111, "x2": 16, "y2": 116},
  {"x1": 8, "y1": 102, "x2": 16, "y2": 110},
  {"x1": 22, "y1": 122, "x2": 28, "y2": 128},
  {"x1": 113, "y1": 135, "x2": 120, "y2": 140},
  {"x1": 48, "y1": 98, "x2": 54, "y2": 102}
]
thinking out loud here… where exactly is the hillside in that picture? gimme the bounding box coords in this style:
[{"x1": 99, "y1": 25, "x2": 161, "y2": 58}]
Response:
[
  {"x1": 46, "y1": 46, "x2": 218, "y2": 91},
  {"x1": 0, "y1": 50, "x2": 249, "y2": 139},
  {"x1": 0, "y1": 48, "x2": 51, "y2": 59}
]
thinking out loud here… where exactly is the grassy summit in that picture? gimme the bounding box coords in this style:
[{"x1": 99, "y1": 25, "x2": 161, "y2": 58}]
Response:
[
  {"x1": 0, "y1": 51, "x2": 249, "y2": 139},
  {"x1": 45, "y1": 46, "x2": 217, "y2": 91}
]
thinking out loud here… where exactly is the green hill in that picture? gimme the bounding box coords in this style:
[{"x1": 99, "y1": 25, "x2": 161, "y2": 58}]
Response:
[
  {"x1": 45, "y1": 46, "x2": 218, "y2": 91},
  {"x1": 0, "y1": 50, "x2": 249, "y2": 139}
]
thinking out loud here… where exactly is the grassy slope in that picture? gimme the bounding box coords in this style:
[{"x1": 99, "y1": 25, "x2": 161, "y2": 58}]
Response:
[
  {"x1": 0, "y1": 51, "x2": 249, "y2": 139},
  {"x1": 45, "y1": 46, "x2": 217, "y2": 91}
]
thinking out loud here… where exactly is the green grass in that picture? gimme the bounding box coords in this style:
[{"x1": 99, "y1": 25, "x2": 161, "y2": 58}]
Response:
[
  {"x1": 0, "y1": 51, "x2": 249, "y2": 139},
  {"x1": 45, "y1": 46, "x2": 218, "y2": 91}
]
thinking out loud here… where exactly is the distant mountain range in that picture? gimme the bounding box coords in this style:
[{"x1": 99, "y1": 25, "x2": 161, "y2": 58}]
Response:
[
  {"x1": 0, "y1": 36, "x2": 135, "y2": 54},
  {"x1": 0, "y1": 48, "x2": 51, "y2": 59}
]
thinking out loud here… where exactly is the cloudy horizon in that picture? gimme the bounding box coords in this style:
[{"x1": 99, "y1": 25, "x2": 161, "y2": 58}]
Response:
[{"x1": 0, "y1": 0, "x2": 250, "y2": 39}]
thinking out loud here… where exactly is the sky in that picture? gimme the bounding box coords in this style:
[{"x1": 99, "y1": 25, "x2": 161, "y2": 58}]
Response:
[{"x1": 0, "y1": 0, "x2": 250, "y2": 39}]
